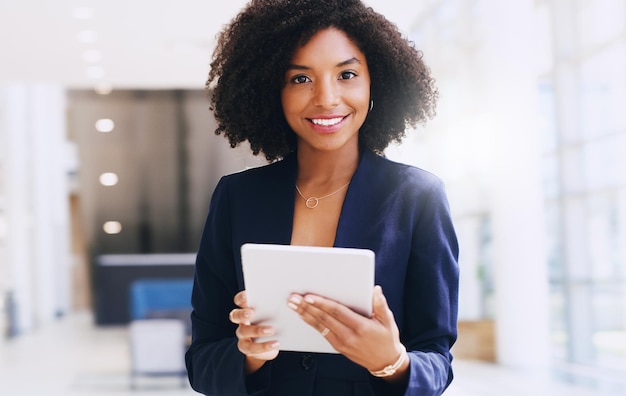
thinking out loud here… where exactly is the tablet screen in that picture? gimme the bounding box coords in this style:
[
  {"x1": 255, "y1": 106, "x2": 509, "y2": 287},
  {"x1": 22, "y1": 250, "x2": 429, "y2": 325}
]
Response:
[{"x1": 241, "y1": 243, "x2": 375, "y2": 353}]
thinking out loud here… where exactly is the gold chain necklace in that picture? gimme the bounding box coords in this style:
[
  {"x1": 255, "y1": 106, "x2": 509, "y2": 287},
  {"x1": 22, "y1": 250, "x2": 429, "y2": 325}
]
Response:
[{"x1": 295, "y1": 181, "x2": 350, "y2": 209}]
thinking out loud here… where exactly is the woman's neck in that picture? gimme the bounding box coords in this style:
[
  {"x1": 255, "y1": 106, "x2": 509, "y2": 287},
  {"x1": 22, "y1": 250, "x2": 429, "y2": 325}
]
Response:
[{"x1": 296, "y1": 145, "x2": 360, "y2": 185}]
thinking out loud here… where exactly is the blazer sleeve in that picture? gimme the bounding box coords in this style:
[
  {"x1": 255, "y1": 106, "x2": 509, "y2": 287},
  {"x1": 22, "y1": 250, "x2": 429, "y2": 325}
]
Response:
[
  {"x1": 185, "y1": 176, "x2": 271, "y2": 395},
  {"x1": 371, "y1": 176, "x2": 459, "y2": 396},
  {"x1": 404, "y1": 178, "x2": 459, "y2": 395}
]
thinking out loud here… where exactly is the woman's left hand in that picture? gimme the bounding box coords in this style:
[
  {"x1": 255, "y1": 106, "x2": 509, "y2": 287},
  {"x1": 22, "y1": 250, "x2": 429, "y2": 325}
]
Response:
[{"x1": 287, "y1": 285, "x2": 408, "y2": 379}]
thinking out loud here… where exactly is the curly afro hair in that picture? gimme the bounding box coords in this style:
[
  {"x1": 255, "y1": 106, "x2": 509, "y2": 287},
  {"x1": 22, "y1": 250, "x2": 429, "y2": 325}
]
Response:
[{"x1": 208, "y1": 0, "x2": 438, "y2": 161}]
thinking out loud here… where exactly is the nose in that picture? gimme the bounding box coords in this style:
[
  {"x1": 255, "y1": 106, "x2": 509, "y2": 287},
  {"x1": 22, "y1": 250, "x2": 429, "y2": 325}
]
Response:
[{"x1": 313, "y1": 78, "x2": 339, "y2": 108}]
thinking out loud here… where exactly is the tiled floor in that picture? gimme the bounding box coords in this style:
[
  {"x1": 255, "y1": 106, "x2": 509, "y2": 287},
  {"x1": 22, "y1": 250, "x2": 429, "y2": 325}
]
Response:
[
  {"x1": 0, "y1": 312, "x2": 194, "y2": 396},
  {"x1": 0, "y1": 312, "x2": 622, "y2": 396}
]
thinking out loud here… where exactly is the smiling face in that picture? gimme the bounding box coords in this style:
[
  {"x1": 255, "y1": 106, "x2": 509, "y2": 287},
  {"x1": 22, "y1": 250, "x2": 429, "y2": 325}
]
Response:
[{"x1": 281, "y1": 28, "x2": 371, "y2": 155}]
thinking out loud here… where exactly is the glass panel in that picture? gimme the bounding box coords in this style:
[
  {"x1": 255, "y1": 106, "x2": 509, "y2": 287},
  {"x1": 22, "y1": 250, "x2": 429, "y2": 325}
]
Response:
[
  {"x1": 545, "y1": 202, "x2": 564, "y2": 280},
  {"x1": 550, "y1": 284, "x2": 568, "y2": 361},
  {"x1": 478, "y1": 215, "x2": 495, "y2": 318},
  {"x1": 582, "y1": 135, "x2": 623, "y2": 191},
  {"x1": 592, "y1": 282, "x2": 626, "y2": 371},
  {"x1": 580, "y1": 43, "x2": 626, "y2": 138},
  {"x1": 538, "y1": 79, "x2": 558, "y2": 153},
  {"x1": 543, "y1": 154, "x2": 560, "y2": 199},
  {"x1": 579, "y1": 0, "x2": 626, "y2": 51},
  {"x1": 587, "y1": 193, "x2": 620, "y2": 281}
]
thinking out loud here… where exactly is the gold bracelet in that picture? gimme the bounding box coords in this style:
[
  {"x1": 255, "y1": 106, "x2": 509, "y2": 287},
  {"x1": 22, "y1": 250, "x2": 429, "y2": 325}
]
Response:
[{"x1": 368, "y1": 348, "x2": 407, "y2": 377}]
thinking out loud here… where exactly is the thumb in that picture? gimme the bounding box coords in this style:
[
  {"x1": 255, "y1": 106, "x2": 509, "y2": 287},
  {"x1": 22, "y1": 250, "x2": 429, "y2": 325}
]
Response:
[{"x1": 372, "y1": 285, "x2": 394, "y2": 326}]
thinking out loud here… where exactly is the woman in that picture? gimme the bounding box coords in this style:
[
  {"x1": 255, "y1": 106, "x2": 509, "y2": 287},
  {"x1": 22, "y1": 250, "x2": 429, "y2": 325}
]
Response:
[{"x1": 185, "y1": 1, "x2": 459, "y2": 395}]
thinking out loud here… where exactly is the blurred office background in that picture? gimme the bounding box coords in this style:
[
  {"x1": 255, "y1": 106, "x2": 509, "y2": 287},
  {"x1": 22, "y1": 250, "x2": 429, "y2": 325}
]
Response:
[{"x1": 0, "y1": 0, "x2": 624, "y2": 395}]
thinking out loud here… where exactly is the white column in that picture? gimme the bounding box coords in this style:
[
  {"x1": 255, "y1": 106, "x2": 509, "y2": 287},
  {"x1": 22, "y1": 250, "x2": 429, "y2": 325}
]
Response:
[
  {"x1": 31, "y1": 85, "x2": 72, "y2": 320},
  {"x1": 1, "y1": 84, "x2": 71, "y2": 333},
  {"x1": 480, "y1": 1, "x2": 551, "y2": 371},
  {"x1": 3, "y1": 85, "x2": 36, "y2": 332}
]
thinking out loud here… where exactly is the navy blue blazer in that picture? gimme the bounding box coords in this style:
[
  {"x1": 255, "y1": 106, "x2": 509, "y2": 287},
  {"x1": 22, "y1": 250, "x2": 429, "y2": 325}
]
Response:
[{"x1": 185, "y1": 150, "x2": 459, "y2": 396}]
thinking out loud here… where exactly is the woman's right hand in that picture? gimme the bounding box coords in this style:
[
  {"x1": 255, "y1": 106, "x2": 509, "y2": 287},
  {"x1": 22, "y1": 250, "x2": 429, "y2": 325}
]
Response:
[{"x1": 230, "y1": 290, "x2": 280, "y2": 373}]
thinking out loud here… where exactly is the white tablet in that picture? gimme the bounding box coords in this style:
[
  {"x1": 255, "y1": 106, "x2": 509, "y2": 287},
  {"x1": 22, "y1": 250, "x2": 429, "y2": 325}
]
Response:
[{"x1": 240, "y1": 243, "x2": 375, "y2": 354}]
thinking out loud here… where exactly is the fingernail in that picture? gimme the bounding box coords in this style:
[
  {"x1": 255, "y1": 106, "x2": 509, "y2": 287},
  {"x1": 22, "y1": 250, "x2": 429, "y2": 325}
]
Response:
[
  {"x1": 304, "y1": 295, "x2": 315, "y2": 304},
  {"x1": 289, "y1": 295, "x2": 302, "y2": 304},
  {"x1": 262, "y1": 327, "x2": 273, "y2": 335},
  {"x1": 243, "y1": 310, "x2": 251, "y2": 318},
  {"x1": 270, "y1": 341, "x2": 280, "y2": 349},
  {"x1": 287, "y1": 302, "x2": 298, "y2": 311}
]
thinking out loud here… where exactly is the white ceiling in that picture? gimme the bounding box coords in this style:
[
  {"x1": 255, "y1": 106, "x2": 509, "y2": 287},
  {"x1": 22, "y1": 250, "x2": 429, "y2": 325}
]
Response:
[{"x1": 0, "y1": 0, "x2": 418, "y2": 90}]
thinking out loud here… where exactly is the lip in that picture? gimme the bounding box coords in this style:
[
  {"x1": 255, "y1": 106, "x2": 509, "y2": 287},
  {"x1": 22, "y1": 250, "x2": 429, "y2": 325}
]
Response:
[{"x1": 306, "y1": 114, "x2": 349, "y2": 133}]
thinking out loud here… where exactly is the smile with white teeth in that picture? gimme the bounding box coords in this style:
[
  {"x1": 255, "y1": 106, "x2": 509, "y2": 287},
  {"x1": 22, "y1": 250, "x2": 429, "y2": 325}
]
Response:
[{"x1": 310, "y1": 117, "x2": 344, "y2": 126}]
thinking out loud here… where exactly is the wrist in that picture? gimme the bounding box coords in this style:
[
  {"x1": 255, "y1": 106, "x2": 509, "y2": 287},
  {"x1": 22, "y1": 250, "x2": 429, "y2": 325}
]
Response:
[
  {"x1": 368, "y1": 347, "x2": 408, "y2": 378},
  {"x1": 244, "y1": 355, "x2": 266, "y2": 374}
]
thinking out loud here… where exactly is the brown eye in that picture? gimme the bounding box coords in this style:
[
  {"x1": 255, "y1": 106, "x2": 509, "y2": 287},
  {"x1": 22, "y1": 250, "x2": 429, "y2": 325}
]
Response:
[
  {"x1": 339, "y1": 71, "x2": 357, "y2": 80},
  {"x1": 292, "y1": 75, "x2": 311, "y2": 84}
]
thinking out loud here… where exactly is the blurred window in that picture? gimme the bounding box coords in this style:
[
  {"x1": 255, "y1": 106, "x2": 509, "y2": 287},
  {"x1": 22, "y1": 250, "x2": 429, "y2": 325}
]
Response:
[{"x1": 546, "y1": 0, "x2": 626, "y2": 378}]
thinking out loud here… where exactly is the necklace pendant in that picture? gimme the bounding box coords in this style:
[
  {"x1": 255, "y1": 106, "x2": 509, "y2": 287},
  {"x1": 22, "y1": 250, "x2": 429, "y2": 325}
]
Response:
[{"x1": 305, "y1": 197, "x2": 319, "y2": 209}]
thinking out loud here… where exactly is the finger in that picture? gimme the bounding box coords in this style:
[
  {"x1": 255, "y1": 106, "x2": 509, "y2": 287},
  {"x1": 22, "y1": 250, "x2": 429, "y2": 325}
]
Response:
[
  {"x1": 303, "y1": 293, "x2": 365, "y2": 327},
  {"x1": 238, "y1": 336, "x2": 280, "y2": 357},
  {"x1": 234, "y1": 290, "x2": 248, "y2": 308},
  {"x1": 320, "y1": 327, "x2": 330, "y2": 337},
  {"x1": 236, "y1": 323, "x2": 279, "y2": 359},
  {"x1": 235, "y1": 323, "x2": 275, "y2": 340},
  {"x1": 288, "y1": 294, "x2": 351, "y2": 336},
  {"x1": 229, "y1": 308, "x2": 253, "y2": 325},
  {"x1": 371, "y1": 285, "x2": 394, "y2": 326}
]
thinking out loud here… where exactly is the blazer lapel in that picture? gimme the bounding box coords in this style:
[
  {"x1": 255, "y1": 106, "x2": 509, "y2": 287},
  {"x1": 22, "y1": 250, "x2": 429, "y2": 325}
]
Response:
[{"x1": 335, "y1": 150, "x2": 384, "y2": 250}]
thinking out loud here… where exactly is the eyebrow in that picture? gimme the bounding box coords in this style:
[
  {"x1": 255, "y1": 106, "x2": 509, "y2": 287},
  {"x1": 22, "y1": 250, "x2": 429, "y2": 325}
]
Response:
[{"x1": 286, "y1": 57, "x2": 362, "y2": 71}]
